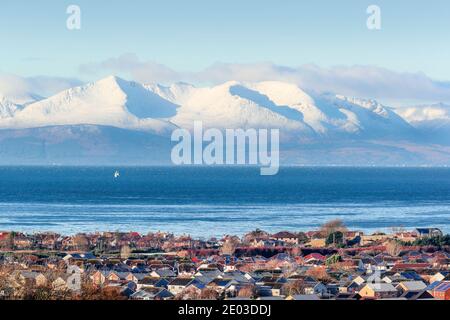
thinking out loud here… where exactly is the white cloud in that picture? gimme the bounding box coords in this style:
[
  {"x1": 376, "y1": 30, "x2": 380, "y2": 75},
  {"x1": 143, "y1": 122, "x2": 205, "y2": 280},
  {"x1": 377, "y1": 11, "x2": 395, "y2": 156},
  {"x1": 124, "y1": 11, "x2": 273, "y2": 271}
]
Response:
[
  {"x1": 79, "y1": 53, "x2": 179, "y2": 84},
  {"x1": 198, "y1": 63, "x2": 450, "y2": 103},
  {"x1": 0, "y1": 73, "x2": 82, "y2": 100},
  {"x1": 78, "y1": 54, "x2": 450, "y2": 104},
  {"x1": 2, "y1": 55, "x2": 449, "y2": 105}
]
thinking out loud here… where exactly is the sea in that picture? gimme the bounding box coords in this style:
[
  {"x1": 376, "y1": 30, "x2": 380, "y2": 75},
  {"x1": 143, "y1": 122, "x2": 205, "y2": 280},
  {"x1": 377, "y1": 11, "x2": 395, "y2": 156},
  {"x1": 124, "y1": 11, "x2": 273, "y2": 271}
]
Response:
[{"x1": 0, "y1": 166, "x2": 448, "y2": 238}]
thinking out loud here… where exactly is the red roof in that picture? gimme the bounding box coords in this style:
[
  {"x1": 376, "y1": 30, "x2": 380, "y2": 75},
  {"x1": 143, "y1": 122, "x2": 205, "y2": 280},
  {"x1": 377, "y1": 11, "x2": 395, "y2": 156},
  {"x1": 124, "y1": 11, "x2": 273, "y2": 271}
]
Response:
[
  {"x1": 272, "y1": 231, "x2": 298, "y2": 239},
  {"x1": 304, "y1": 253, "x2": 326, "y2": 261},
  {"x1": 0, "y1": 232, "x2": 10, "y2": 240},
  {"x1": 391, "y1": 263, "x2": 431, "y2": 271},
  {"x1": 434, "y1": 281, "x2": 450, "y2": 292}
]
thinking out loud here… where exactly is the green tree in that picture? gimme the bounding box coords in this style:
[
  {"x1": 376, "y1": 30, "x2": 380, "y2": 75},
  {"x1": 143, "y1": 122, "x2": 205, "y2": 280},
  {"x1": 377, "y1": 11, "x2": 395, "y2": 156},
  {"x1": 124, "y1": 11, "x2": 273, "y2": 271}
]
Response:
[
  {"x1": 326, "y1": 231, "x2": 344, "y2": 246},
  {"x1": 326, "y1": 254, "x2": 341, "y2": 266}
]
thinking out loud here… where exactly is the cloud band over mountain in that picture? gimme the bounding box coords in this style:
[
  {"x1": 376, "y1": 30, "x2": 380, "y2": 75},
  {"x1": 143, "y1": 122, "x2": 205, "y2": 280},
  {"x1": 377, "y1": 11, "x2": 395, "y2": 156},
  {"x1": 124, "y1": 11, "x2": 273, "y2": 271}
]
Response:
[{"x1": 79, "y1": 54, "x2": 450, "y2": 105}]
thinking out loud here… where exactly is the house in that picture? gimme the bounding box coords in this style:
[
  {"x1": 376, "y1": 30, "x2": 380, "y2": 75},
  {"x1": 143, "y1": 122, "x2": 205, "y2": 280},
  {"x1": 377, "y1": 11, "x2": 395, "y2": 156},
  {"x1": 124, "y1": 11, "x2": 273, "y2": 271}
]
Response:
[
  {"x1": 107, "y1": 271, "x2": 129, "y2": 282},
  {"x1": 431, "y1": 281, "x2": 450, "y2": 300},
  {"x1": 396, "y1": 281, "x2": 427, "y2": 293},
  {"x1": 126, "y1": 272, "x2": 148, "y2": 283},
  {"x1": 303, "y1": 253, "x2": 326, "y2": 265},
  {"x1": 38, "y1": 232, "x2": 60, "y2": 249},
  {"x1": 131, "y1": 287, "x2": 174, "y2": 300},
  {"x1": 256, "y1": 296, "x2": 285, "y2": 300},
  {"x1": 415, "y1": 228, "x2": 443, "y2": 238},
  {"x1": 221, "y1": 271, "x2": 254, "y2": 284},
  {"x1": 256, "y1": 285, "x2": 274, "y2": 297},
  {"x1": 307, "y1": 238, "x2": 327, "y2": 248},
  {"x1": 150, "y1": 269, "x2": 176, "y2": 278},
  {"x1": 286, "y1": 294, "x2": 321, "y2": 300},
  {"x1": 335, "y1": 259, "x2": 360, "y2": 271},
  {"x1": 382, "y1": 274, "x2": 408, "y2": 284},
  {"x1": 63, "y1": 252, "x2": 96, "y2": 262},
  {"x1": 67, "y1": 265, "x2": 84, "y2": 275},
  {"x1": 266, "y1": 283, "x2": 283, "y2": 297},
  {"x1": 104, "y1": 282, "x2": 136, "y2": 298},
  {"x1": 136, "y1": 277, "x2": 169, "y2": 290},
  {"x1": 394, "y1": 232, "x2": 417, "y2": 243},
  {"x1": 271, "y1": 231, "x2": 299, "y2": 245},
  {"x1": 359, "y1": 283, "x2": 398, "y2": 299},
  {"x1": 185, "y1": 281, "x2": 206, "y2": 296},
  {"x1": 256, "y1": 276, "x2": 286, "y2": 286},
  {"x1": 12, "y1": 271, "x2": 47, "y2": 287},
  {"x1": 360, "y1": 234, "x2": 390, "y2": 246},
  {"x1": 304, "y1": 282, "x2": 327, "y2": 296},
  {"x1": 430, "y1": 271, "x2": 450, "y2": 283},
  {"x1": 326, "y1": 283, "x2": 340, "y2": 296},
  {"x1": 13, "y1": 234, "x2": 32, "y2": 250},
  {"x1": 334, "y1": 292, "x2": 362, "y2": 300},
  {"x1": 207, "y1": 278, "x2": 237, "y2": 294},
  {"x1": 167, "y1": 278, "x2": 194, "y2": 295},
  {"x1": 52, "y1": 274, "x2": 81, "y2": 292},
  {"x1": 91, "y1": 270, "x2": 108, "y2": 285},
  {"x1": 397, "y1": 271, "x2": 423, "y2": 281},
  {"x1": 345, "y1": 281, "x2": 361, "y2": 293},
  {"x1": 195, "y1": 269, "x2": 222, "y2": 279},
  {"x1": 251, "y1": 238, "x2": 283, "y2": 247},
  {"x1": 52, "y1": 275, "x2": 68, "y2": 291},
  {"x1": 400, "y1": 290, "x2": 434, "y2": 300},
  {"x1": 358, "y1": 257, "x2": 378, "y2": 271},
  {"x1": 352, "y1": 275, "x2": 368, "y2": 286},
  {"x1": 426, "y1": 281, "x2": 443, "y2": 292},
  {"x1": 391, "y1": 263, "x2": 431, "y2": 272}
]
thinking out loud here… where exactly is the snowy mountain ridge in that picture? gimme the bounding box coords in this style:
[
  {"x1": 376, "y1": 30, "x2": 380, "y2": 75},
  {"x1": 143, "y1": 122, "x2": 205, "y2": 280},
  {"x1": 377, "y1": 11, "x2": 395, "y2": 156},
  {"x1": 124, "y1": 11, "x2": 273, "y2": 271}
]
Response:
[
  {"x1": 0, "y1": 76, "x2": 448, "y2": 165},
  {"x1": 0, "y1": 75, "x2": 416, "y2": 139}
]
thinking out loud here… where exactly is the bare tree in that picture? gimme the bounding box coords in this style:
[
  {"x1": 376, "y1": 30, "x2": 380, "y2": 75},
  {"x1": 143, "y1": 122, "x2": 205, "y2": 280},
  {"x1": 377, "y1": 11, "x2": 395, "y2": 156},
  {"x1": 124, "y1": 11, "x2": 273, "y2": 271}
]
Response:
[
  {"x1": 238, "y1": 284, "x2": 256, "y2": 298},
  {"x1": 283, "y1": 279, "x2": 306, "y2": 296},
  {"x1": 120, "y1": 245, "x2": 132, "y2": 259},
  {"x1": 200, "y1": 288, "x2": 219, "y2": 300},
  {"x1": 305, "y1": 267, "x2": 331, "y2": 282},
  {"x1": 243, "y1": 229, "x2": 269, "y2": 243},
  {"x1": 73, "y1": 234, "x2": 90, "y2": 251},
  {"x1": 220, "y1": 237, "x2": 240, "y2": 256},
  {"x1": 386, "y1": 240, "x2": 402, "y2": 257},
  {"x1": 320, "y1": 219, "x2": 347, "y2": 236}
]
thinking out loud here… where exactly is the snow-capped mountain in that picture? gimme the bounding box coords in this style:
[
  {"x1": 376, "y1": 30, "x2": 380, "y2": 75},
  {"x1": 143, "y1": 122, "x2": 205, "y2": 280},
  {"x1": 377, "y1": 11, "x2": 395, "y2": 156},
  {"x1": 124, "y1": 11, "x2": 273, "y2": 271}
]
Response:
[
  {"x1": 0, "y1": 91, "x2": 43, "y2": 119},
  {"x1": 0, "y1": 76, "x2": 177, "y2": 135},
  {"x1": 0, "y1": 96, "x2": 22, "y2": 119},
  {"x1": 0, "y1": 76, "x2": 415, "y2": 138},
  {"x1": 0, "y1": 91, "x2": 42, "y2": 106},
  {"x1": 0, "y1": 76, "x2": 448, "y2": 165},
  {"x1": 145, "y1": 78, "x2": 414, "y2": 139}
]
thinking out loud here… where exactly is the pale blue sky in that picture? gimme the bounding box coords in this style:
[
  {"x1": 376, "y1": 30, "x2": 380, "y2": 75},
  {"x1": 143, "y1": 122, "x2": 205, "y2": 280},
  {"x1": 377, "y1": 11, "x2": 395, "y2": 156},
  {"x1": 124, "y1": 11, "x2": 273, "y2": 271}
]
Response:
[{"x1": 0, "y1": 0, "x2": 449, "y2": 81}]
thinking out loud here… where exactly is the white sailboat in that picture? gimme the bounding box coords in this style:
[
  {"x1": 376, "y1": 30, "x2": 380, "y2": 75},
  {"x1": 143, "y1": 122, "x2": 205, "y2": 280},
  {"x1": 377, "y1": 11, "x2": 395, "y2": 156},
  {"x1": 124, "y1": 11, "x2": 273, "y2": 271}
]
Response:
[{"x1": 114, "y1": 170, "x2": 120, "y2": 179}]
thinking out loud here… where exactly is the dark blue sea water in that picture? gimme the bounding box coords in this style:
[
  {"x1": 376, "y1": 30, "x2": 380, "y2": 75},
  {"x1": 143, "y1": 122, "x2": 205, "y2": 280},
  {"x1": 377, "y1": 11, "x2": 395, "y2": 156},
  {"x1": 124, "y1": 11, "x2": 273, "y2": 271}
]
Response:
[{"x1": 0, "y1": 167, "x2": 448, "y2": 237}]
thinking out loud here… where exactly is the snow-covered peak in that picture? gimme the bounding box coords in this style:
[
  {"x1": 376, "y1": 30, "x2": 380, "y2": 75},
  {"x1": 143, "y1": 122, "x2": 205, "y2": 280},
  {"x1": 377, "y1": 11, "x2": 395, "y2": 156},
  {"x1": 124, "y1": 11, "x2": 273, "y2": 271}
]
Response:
[
  {"x1": 249, "y1": 81, "x2": 315, "y2": 107},
  {"x1": 335, "y1": 95, "x2": 389, "y2": 118},
  {"x1": 0, "y1": 91, "x2": 42, "y2": 106},
  {"x1": 0, "y1": 76, "x2": 420, "y2": 140},
  {"x1": 144, "y1": 82, "x2": 196, "y2": 105},
  {"x1": 0, "y1": 76, "x2": 178, "y2": 134},
  {"x1": 0, "y1": 96, "x2": 22, "y2": 118}
]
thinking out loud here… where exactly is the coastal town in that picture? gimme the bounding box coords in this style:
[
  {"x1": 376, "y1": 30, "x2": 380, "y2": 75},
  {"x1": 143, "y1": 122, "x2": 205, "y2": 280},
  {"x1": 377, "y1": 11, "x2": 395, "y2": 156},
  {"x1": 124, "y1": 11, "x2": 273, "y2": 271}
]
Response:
[{"x1": 0, "y1": 220, "x2": 449, "y2": 301}]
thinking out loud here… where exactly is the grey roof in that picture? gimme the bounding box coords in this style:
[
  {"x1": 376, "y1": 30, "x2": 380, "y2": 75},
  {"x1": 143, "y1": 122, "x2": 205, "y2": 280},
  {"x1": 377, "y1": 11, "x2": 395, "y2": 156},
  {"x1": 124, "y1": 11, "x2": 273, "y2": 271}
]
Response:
[
  {"x1": 366, "y1": 283, "x2": 397, "y2": 292},
  {"x1": 397, "y1": 281, "x2": 427, "y2": 291},
  {"x1": 289, "y1": 294, "x2": 321, "y2": 300},
  {"x1": 257, "y1": 296, "x2": 285, "y2": 300}
]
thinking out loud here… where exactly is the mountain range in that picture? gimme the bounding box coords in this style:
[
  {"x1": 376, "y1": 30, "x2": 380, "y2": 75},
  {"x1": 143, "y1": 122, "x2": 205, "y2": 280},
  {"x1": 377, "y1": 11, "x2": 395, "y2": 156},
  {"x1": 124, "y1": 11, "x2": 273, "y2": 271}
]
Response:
[{"x1": 0, "y1": 76, "x2": 449, "y2": 165}]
